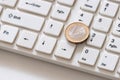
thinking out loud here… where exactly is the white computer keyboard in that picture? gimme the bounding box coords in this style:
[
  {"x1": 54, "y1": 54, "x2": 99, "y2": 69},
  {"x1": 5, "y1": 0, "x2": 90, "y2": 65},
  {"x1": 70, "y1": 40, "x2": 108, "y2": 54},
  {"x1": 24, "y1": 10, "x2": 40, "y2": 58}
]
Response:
[{"x1": 0, "y1": 0, "x2": 120, "y2": 79}]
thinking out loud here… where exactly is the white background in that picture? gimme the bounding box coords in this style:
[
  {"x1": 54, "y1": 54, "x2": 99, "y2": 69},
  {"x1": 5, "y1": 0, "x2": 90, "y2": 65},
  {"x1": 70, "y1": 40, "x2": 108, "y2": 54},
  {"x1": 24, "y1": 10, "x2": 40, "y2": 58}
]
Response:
[{"x1": 0, "y1": 49, "x2": 110, "y2": 80}]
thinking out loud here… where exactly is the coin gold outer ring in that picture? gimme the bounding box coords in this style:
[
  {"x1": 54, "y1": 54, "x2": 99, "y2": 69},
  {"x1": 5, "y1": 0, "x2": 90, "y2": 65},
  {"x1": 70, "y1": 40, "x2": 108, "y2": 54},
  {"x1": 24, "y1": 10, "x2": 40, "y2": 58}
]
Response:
[{"x1": 65, "y1": 22, "x2": 89, "y2": 43}]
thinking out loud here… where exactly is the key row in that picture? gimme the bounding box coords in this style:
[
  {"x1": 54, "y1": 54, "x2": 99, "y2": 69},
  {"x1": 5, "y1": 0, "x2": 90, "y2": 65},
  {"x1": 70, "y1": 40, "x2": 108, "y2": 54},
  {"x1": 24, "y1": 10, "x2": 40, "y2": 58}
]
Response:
[
  {"x1": 0, "y1": 24, "x2": 120, "y2": 58},
  {"x1": 81, "y1": 0, "x2": 118, "y2": 18},
  {"x1": 1, "y1": 4, "x2": 70, "y2": 31},
  {"x1": 0, "y1": 0, "x2": 76, "y2": 8},
  {"x1": 79, "y1": 47, "x2": 119, "y2": 72},
  {"x1": 0, "y1": 24, "x2": 119, "y2": 72},
  {"x1": 0, "y1": 0, "x2": 73, "y2": 21}
]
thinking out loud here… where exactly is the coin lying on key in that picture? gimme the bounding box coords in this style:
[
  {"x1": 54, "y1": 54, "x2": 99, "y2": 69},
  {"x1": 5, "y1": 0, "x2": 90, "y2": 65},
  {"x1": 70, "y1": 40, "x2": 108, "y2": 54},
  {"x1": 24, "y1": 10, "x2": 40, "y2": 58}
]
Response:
[{"x1": 65, "y1": 22, "x2": 89, "y2": 43}]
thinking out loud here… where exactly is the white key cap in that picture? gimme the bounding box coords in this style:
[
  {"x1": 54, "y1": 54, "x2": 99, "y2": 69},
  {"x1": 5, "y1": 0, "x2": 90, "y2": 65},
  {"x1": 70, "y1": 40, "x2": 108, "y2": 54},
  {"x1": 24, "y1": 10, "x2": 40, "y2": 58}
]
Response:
[
  {"x1": 93, "y1": 15, "x2": 112, "y2": 33},
  {"x1": 110, "y1": 0, "x2": 120, "y2": 2},
  {"x1": 112, "y1": 20, "x2": 120, "y2": 37},
  {"x1": 36, "y1": 35, "x2": 57, "y2": 54},
  {"x1": 51, "y1": 4, "x2": 71, "y2": 21},
  {"x1": 45, "y1": 0, "x2": 54, "y2": 1},
  {"x1": 118, "y1": 67, "x2": 120, "y2": 73},
  {"x1": 18, "y1": 0, "x2": 52, "y2": 16},
  {"x1": 0, "y1": 0, "x2": 17, "y2": 7},
  {"x1": 79, "y1": 47, "x2": 99, "y2": 66},
  {"x1": 98, "y1": 51, "x2": 119, "y2": 71},
  {"x1": 81, "y1": 0, "x2": 100, "y2": 12},
  {"x1": 106, "y1": 36, "x2": 120, "y2": 53},
  {"x1": 55, "y1": 40, "x2": 76, "y2": 59},
  {"x1": 44, "y1": 19, "x2": 63, "y2": 37},
  {"x1": 87, "y1": 31, "x2": 106, "y2": 48},
  {"x1": 17, "y1": 30, "x2": 38, "y2": 49},
  {"x1": 0, "y1": 6, "x2": 2, "y2": 13},
  {"x1": 99, "y1": 1, "x2": 118, "y2": 17},
  {"x1": 1, "y1": 9, "x2": 45, "y2": 31},
  {"x1": 0, "y1": 25, "x2": 18, "y2": 43},
  {"x1": 57, "y1": 0, "x2": 75, "y2": 6},
  {"x1": 73, "y1": 10, "x2": 93, "y2": 26}
]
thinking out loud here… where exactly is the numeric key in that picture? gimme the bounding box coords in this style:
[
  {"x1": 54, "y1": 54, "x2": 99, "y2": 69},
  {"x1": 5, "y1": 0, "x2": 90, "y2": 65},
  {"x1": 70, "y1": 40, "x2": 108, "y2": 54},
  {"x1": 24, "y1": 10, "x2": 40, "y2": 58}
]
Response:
[
  {"x1": 99, "y1": 1, "x2": 118, "y2": 17},
  {"x1": 87, "y1": 31, "x2": 106, "y2": 48},
  {"x1": 93, "y1": 15, "x2": 112, "y2": 33},
  {"x1": 73, "y1": 10, "x2": 93, "y2": 26},
  {"x1": 79, "y1": 47, "x2": 99, "y2": 66},
  {"x1": 112, "y1": 20, "x2": 120, "y2": 37},
  {"x1": 106, "y1": 36, "x2": 120, "y2": 53}
]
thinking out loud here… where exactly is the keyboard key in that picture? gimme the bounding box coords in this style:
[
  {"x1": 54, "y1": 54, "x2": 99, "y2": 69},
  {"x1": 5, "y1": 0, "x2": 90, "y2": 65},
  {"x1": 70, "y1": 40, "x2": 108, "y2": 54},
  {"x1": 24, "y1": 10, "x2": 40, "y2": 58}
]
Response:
[
  {"x1": 79, "y1": 47, "x2": 99, "y2": 66},
  {"x1": 57, "y1": 0, "x2": 75, "y2": 6},
  {"x1": 0, "y1": 5, "x2": 2, "y2": 13},
  {"x1": 0, "y1": 25, "x2": 18, "y2": 43},
  {"x1": 45, "y1": 0, "x2": 55, "y2": 1},
  {"x1": 18, "y1": 0, "x2": 52, "y2": 16},
  {"x1": 17, "y1": 30, "x2": 38, "y2": 49},
  {"x1": 106, "y1": 36, "x2": 120, "y2": 53},
  {"x1": 98, "y1": 51, "x2": 119, "y2": 71},
  {"x1": 93, "y1": 15, "x2": 112, "y2": 33},
  {"x1": 112, "y1": 20, "x2": 120, "y2": 37},
  {"x1": 110, "y1": 0, "x2": 120, "y2": 3},
  {"x1": 73, "y1": 10, "x2": 93, "y2": 26},
  {"x1": 118, "y1": 67, "x2": 120, "y2": 74},
  {"x1": 55, "y1": 40, "x2": 76, "y2": 59},
  {"x1": 1, "y1": 9, "x2": 45, "y2": 31},
  {"x1": 117, "y1": 11, "x2": 120, "y2": 20},
  {"x1": 36, "y1": 35, "x2": 57, "y2": 54},
  {"x1": 51, "y1": 4, "x2": 71, "y2": 21},
  {"x1": 81, "y1": 0, "x2": 100, "y2": 12},
  {"x1": 44, "y1": 19, "x2": 63, "y2": 37},
  {"x1": 0, "y1": 0, "x2": 17, "y2": 7},
  {"x1": 99, "y1": 1, "x2": 118, "y2": 17},
  {"x1": 87, "y1": 31, "x2": 106, "y2": 48}
]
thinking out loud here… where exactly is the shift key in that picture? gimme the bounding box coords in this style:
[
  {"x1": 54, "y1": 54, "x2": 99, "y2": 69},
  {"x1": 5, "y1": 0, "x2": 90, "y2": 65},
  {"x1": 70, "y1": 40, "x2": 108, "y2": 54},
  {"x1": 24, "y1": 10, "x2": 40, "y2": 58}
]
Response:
[{"x1": 1, "y1": 9, "x2": 45, "y2": 31}]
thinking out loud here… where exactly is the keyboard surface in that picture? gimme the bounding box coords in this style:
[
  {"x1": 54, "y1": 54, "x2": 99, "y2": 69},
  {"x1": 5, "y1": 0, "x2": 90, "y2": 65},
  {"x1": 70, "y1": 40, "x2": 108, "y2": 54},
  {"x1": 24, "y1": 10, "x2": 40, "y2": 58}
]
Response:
[{"x1": 0, "y1": 0, "x2": 120, "y2": 80}]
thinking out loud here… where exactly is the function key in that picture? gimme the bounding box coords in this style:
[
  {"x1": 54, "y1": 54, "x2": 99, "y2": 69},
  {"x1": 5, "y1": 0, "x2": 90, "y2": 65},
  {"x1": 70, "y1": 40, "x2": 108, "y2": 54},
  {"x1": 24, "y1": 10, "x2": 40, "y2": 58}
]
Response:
[
  {"x1": 81, "y1": 0, "x2": 100, "y2": 12},
  {"x1": 0, "y1": 25, "x2": 18, "y2": 44},
  {"x1": 51, "y1": 4, "x2": 71, "y2": 21}
]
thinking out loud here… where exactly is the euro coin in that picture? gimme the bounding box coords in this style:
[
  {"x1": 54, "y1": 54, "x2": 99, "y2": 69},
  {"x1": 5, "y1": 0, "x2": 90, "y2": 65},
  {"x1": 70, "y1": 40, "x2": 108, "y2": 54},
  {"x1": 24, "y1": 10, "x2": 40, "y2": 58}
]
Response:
[{"x1": 65, "y1": 22, "x2": 89, "y2": 43}]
